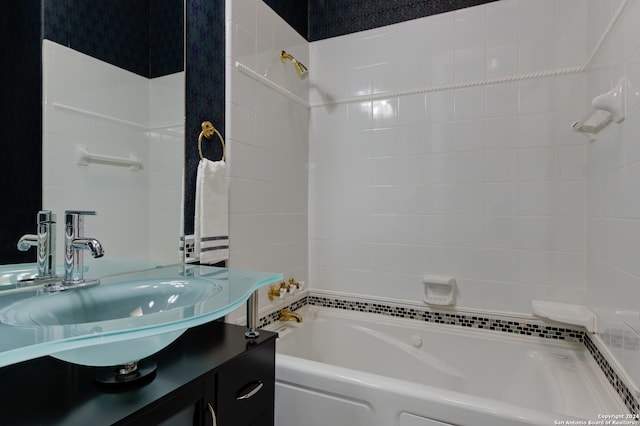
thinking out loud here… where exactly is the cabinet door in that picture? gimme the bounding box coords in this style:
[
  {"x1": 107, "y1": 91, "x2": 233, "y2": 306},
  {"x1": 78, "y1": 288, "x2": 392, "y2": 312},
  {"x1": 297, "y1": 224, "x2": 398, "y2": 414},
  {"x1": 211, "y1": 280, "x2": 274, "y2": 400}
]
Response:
[
  {"x1": 215, "y1": 340, "x2": 275, "y2": 425},
  {"x1": 116, "y1": 380, "x2": 206, "y2": 426},
  {"x1": 203, "y1": 372, "x2": 217, "y2": 426}
]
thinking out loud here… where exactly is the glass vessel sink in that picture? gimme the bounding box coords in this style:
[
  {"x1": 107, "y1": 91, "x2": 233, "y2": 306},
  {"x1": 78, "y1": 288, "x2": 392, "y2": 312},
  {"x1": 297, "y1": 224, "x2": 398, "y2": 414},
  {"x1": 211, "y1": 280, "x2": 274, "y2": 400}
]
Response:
[{"x1": 0, "y1": 265, "x2": 281, "y2": 368}]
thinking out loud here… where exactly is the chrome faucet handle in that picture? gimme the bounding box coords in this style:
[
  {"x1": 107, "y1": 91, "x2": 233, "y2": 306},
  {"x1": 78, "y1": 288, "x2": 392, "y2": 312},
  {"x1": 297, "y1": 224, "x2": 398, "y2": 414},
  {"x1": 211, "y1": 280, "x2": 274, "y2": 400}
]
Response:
[
  {"x1": 64, "y1": 210, "x2": 96, "y2": 221},
  {"x1": 64, "y1": 210, "x2": 97, "y2": 239},
  {"x1": 36, "y1": 210, "x2": 56, "y2": 279},
  {"x1": 62, "y1": 210, "x2": 103, "y2": 287},
  {"x1": 16, "y1": 210, "x2": 57, "y2": 280}
]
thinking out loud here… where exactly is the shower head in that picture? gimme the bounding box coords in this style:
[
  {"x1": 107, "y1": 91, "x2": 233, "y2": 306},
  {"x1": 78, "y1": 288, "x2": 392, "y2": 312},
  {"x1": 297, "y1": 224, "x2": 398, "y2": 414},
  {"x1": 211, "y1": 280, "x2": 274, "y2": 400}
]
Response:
[{"x1": 280, "y1": 50, "x2": 308, "y2": 79}]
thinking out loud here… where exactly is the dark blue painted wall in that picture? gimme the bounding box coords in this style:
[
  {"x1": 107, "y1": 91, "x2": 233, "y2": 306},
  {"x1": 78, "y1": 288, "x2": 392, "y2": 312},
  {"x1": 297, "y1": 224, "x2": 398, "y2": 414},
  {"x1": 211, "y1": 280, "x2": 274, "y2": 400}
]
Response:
[
  {"x1": 309, "y1": 0, "x2": 499, "y2": 41},
  {"x1": 0, "y1": 0, "x2": 43, "y2": 263},
  {"x1": 44, "y1": 0, "x2": 183, "y2": 78},
  {"x1": 183, "y1": 0, "x2": 226, "y2": 237},
  {"x1": 263, "y1": 0, "x2": 499, "y2": 41}
]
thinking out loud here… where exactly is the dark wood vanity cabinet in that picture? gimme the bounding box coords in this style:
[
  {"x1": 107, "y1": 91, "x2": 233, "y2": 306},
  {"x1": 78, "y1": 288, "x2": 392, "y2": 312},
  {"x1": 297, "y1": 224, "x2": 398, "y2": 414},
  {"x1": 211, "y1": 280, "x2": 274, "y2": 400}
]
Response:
[
  {"x1": 0, "y1": 321, "x2": 277, "y2": 426},
  {"x1": 216, "y1": 342, "x2": 276, "y2": 425}
]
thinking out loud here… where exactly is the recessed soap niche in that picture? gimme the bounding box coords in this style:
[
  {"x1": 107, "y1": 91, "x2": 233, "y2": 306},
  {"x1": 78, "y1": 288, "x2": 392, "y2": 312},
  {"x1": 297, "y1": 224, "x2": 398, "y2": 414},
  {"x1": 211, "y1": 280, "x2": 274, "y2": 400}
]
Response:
[{"x1": 423, "y1": 275, "x2": 456, "y2": 306}]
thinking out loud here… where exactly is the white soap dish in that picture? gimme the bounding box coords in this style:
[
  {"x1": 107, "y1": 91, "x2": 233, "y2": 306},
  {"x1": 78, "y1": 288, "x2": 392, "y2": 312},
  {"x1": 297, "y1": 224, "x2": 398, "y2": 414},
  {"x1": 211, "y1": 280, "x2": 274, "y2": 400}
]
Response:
[
  {"x1": 531, "y1": 300, "x2": 596, "y2": 332},
  {"x1": 423, "y1": 275, "x2": 456, "y2": 306}
]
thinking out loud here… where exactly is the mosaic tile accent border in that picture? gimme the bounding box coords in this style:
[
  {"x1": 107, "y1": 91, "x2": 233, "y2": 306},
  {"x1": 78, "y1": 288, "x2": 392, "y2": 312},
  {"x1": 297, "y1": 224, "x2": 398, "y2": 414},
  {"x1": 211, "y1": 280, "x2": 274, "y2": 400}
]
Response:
[
  {"x1": 306, "y1": 295, "x2": 585, "y2": 342},
  {"x1": 260, "y1": 293, "x2": 640, "y2": 414},
  {"x1": 584, "y1": 334, "x2": 640, "y2": 415}
]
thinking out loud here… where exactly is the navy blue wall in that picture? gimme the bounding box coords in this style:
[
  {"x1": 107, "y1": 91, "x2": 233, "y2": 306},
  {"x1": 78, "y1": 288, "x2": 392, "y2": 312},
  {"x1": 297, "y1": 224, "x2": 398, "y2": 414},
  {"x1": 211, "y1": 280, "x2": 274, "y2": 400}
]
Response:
[
  {"x1": 263, "y1": 0, "x2": 308, "y2": 39},
  {"x1": 0, "y1": 1, "x2": 42, "y2": 263},
  {"x1": 264, "y1": 0, "x2": 499, "y2": 41},
  {"x1": 183, "y1": 0, "x2": 226, "y2": 237},
  {"x1": 309, "y1": 0, "x2": 499, "y2": 41},
  {"x1": 44, "y1": 0, "x2": 183, "y2": 78}
]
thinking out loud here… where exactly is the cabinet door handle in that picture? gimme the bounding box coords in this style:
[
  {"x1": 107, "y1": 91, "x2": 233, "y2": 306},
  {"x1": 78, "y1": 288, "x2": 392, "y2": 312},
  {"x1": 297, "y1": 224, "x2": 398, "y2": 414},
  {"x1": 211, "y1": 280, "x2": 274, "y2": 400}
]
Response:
[
  {"x1": 207, "y1": 403, "x2": 217, "y2": 426},
  {"x1": 236, "y1": 381, "x2": 264, "y2": 400}
]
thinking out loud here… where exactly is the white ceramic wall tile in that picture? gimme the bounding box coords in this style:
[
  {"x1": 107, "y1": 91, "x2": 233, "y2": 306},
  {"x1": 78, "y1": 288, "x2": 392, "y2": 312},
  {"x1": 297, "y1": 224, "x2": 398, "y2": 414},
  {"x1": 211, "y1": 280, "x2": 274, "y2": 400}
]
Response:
[
  {"x1": 485, "y1": 116, "x2": 517, "y2": 149},
  {"x1": 228, "y1": 0, "x2": 256, "y2": 36},
  {"x1": 554, "y1": 74, "x2": 588, "y2": 111},
  {"x1": 556, "y1": 145, "x2": 587, "y2": 180},
  {"x1": 519, "y1": 78, "x2": 555, "y2": 114},
  {"x1": 586, "y1": 0, "x2": 615, "y2": 57},
  {"x1": 398, "y1": 94, "x2": 427, "y2": 125},
  {"x1": 428, "y1": 91, "x2": 455, "y2": 122},
  {"x1": 555, "y1": 0, "x2": 589, "y2": 67},
  {"x1": 517, "y1": 182, "x2": 555, "y2": 216},
  {"x1": 517, "y1": 217, "x2": 554, "y2": 250},
  {"x1": 553, "y1": 217, "x2": 586, "y2": 251},
  {"x1": 518, "y1": 113, "x2": 554, "y2": 148},
  {"x1": 227, "y1": 0, "x2": 309, "y2": 313},
  {"x1": 454, "y1": 86, "x2": 486, "y2": 120},
  {"x1": 484, "y1": 149, "x2": 517, "y2": 182},
  {"x1": 517, "y1": 147, "x2": 555, "y2": 181},
  {"x1": 582, "y1": 0, "x2": 640, "y2": 387},
  {"x1": 455, "y1": 48, "x2": 486, "y2": 82},
  {"x1": 424, "y1": 13, "x2": 455, "y2": 86},
  {"x1": 485, "y1": 0, "x2": 518, "y2": 48},
  {"x1": 623, "y1": 0, "x2": 640, "y2": 61},
  {"x1": 518, "y1": 39, "x2": 555, "y2": 73},
  {"x1": 425, "y1": 184, "x2": 454, "y2": 214},
  {"x1": 555, "y1": 180, "x2": 586, "y2": 216},
  {"x1": 485, "y1": 216, "x2": 518, "y2": 249},
  {"x1": 372, "y1": 98, "x2": 398, "y2": 128},
  {"x1": 453, "y1": 184, "x2": 485, "y2": 215},
  {"x1": 553, "y1": 251, "x2": 585, "y2": 287},
  {"x1": 390, "y1": 23, "x2": 427, "y2": 91},
  {"x1": 452, "y1": 119, "x2": 485, "y2": 152},
  {"x1": 455, "y1": 5, "x2": 485, "y2": 50},
  {"x1": 42, "y1": 41, "x2": 181, "y2": 264},
  {"x1": 234, "y1": 0, "x2": 639, "y2": 320},
  {"x1": 484, "y1": 183, "x2": 517, "y2": 216},
  {"x1": 486, "y1": 43, "x2": 519, "y2": 77}
]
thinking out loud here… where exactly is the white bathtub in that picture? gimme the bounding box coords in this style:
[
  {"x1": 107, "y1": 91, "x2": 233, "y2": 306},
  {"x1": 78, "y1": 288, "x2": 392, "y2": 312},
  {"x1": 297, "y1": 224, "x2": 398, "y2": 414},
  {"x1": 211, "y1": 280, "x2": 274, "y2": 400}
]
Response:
[{"x1": 268, "y1": 306, "x2": 627, "y2": 426}]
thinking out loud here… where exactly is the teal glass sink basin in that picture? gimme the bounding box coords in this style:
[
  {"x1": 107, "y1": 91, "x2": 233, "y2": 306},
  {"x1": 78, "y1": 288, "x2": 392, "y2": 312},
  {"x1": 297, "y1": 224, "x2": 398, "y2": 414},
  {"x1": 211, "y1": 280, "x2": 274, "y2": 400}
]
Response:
[
  {"x1": 0, "y1": 277, "x2": 222, "y2": 326},
  {"x1": 0, "y1": 265, "x2": 281, "y2": 368},
  {"x1": 0, "y1": 259, "x2": 161, "y2": 290}
]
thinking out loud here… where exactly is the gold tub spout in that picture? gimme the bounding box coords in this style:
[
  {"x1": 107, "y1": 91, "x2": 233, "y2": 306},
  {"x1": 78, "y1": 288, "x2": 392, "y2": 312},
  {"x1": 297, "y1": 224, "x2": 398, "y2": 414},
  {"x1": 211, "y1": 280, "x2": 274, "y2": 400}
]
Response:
[{"x1": 279, "y1": 309, "x2": 303, "y2": 323}]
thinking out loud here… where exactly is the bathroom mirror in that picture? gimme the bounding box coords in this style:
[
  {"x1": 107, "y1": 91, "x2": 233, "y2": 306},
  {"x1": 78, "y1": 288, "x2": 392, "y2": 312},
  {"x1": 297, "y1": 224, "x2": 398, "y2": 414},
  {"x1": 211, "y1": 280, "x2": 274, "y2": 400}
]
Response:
[{"x1": 0, "y1": 0, "x2": 185, "y2": 276}]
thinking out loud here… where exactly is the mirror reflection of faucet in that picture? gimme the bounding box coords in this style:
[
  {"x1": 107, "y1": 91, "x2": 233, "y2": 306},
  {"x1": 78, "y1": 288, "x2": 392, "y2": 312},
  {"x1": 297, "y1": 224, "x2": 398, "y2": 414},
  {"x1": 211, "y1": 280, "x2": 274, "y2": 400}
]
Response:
[
  {"x1": 268, "y1": 278, "x2": 304, "y2": 301},
  {"x1": 16, "y1": 210, "x2": 60, "y2": 283}
]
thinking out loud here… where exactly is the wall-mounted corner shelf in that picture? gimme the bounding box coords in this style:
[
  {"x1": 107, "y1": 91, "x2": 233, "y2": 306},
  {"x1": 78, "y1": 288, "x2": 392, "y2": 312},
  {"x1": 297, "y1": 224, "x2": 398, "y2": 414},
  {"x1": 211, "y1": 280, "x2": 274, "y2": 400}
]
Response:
[{"x1": 532, "y1": 300, "x2": 596, "y2": 332}]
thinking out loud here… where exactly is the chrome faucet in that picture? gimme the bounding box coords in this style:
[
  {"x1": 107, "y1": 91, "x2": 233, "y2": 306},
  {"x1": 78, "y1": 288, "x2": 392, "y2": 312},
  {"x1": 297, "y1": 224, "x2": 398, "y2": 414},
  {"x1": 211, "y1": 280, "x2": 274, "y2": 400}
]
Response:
[
  {"x1": 16, "y1": 210, "x2": 57, "y2": 280},
  {"x1": 62, "y1": 210, "x2": 104, "y2": 287}
]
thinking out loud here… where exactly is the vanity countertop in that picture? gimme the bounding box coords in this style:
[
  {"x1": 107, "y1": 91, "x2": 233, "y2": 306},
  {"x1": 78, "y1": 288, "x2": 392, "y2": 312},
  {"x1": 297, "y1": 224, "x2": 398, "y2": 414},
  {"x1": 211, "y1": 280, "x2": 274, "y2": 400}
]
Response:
[{"x1": 0, "y1": 320, "x2": 277, "y2": 425}]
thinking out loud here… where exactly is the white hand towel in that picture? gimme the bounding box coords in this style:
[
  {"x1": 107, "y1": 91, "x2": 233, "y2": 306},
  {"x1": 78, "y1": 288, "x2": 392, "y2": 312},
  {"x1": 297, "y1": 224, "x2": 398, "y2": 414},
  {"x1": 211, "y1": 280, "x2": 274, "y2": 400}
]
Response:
[{"x1": 194, "y1": 158, "x2": 229, "y2": 264}]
